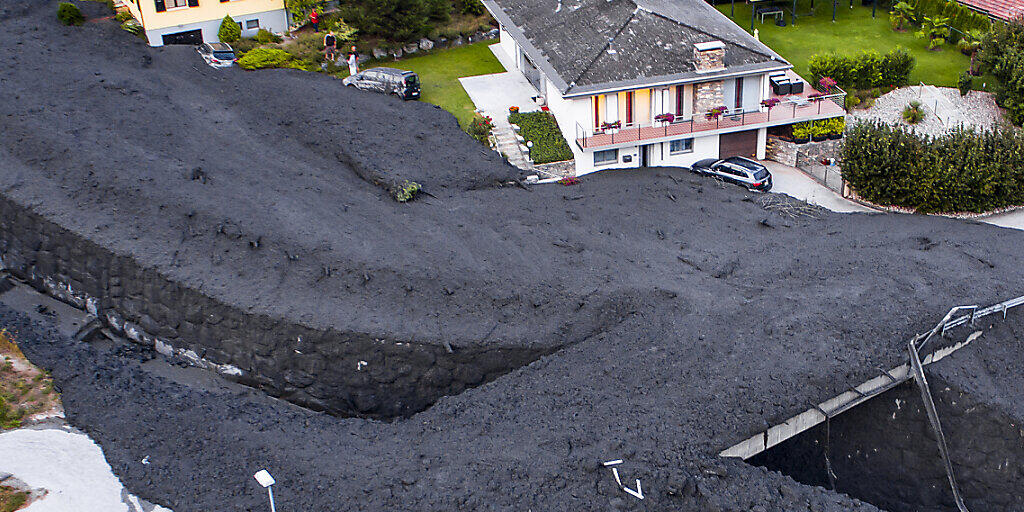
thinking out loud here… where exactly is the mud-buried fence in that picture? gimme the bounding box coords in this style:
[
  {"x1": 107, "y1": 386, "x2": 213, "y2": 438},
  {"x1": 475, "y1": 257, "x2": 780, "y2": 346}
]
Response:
[
  {"x1": 721, "y1": 300, "x2": 1024, "y2": 512},
  {"x1": 0, "y1": 195, "x2": 555, "y2": 419}
]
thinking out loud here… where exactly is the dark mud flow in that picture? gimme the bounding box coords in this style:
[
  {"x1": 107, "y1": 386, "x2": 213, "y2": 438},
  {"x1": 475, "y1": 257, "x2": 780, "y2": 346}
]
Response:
[{"x1": 4, "y1": 0, "x2": 1024, "y2": 510}]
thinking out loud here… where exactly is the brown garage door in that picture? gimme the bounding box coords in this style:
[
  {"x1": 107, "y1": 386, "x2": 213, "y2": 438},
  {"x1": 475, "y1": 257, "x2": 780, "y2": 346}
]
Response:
[{"x1": 719, "y1": 129, "x2": 758, "y2": 159}]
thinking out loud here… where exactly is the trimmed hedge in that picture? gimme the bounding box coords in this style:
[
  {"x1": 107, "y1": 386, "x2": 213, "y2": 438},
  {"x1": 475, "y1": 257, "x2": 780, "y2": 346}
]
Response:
[
  {"x1": 809, "y1": 48, "x2": 915, "y2": 91},
  {"x1": 843, "y1": 121, "x2": 1024, "y2": 213},
  {"x1": 508, "y1": 111, "x2": 573, "y2": 164}
]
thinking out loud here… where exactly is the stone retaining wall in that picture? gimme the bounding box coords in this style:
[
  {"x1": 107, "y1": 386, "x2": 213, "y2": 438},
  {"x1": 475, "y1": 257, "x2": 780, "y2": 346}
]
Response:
[{"x1": 0, "y1": 195, "x2": 550, "y2": 419}]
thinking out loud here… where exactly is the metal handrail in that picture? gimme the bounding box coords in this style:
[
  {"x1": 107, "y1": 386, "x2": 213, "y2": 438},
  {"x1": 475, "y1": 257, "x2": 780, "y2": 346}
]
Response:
[{"x1": 575, "y1": 90, "x2": 847, "y2": 150}]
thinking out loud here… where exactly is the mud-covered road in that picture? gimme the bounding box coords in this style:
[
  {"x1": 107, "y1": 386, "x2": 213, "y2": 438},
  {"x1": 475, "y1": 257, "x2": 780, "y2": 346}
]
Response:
[{"x1": 3, "y1": 1, "x2": 1024, "y2": 510}]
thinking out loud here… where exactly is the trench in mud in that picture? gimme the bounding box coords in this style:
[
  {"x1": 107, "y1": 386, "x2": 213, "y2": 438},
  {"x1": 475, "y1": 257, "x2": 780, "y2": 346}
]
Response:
[{"x1": 745, "y1": 377, "x2": 1024, "y2": 512}]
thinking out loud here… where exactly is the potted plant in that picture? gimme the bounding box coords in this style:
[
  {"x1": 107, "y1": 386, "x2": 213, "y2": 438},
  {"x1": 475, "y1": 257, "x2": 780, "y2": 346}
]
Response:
[
  {"x1": 509, "y1": 105, "x2": 520, "y2": 113},
  {"x1": 811, "y1": 120, "x2": 828, "y2": 142},
  {"x1": 654, "y1": 113, "x2": 675, "y2": 124},
  {"x1": 827, "y1": 118, "x2": 845, "y2": 139},
  {"x1": 705, "y1": 106, "x2": 727, "y2": 121},
  {"x1": 792, "y1": 122, "x2": 811, "y2": 144},
  {"x1": 601, "y1": 120, "x2": 621, "y2": 133},
  {"x1": 818, "y1": 76, "x2": 837, "y2": 93}
]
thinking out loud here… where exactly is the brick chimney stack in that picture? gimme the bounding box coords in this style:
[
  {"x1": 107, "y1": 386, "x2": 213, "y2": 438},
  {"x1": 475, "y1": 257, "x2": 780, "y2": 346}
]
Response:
[{"x1": 693, "y1": 40, "x2": 726, "y2": 73}]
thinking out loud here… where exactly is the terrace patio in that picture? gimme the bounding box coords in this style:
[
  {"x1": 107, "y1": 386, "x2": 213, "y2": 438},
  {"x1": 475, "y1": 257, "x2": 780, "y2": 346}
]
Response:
[{"x1": 575, "y1": 71, "x2": 845, "y2": 150}]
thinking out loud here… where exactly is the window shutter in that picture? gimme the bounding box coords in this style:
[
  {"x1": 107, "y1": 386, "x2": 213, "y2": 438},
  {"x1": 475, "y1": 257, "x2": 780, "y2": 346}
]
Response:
[
  {"x1": 187, "y1": 0, "x2": 198, "y2": 6},
  {"x1": 220, "y1": 0, "x2": 228, "y2": 3},
  {"x1": 154, "y1": 0, "x2": 165, "y2": 11}
]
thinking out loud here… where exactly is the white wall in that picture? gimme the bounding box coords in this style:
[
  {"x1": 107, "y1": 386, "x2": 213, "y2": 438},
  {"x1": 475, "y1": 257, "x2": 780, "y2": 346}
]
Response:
[
  {"x1": 544, "y1": 80, "x2": 592, "y2": 173},
  {"x1": 145, "y1": 7, "x2": 286, "y2": 46},
  {"x1": 499, "y1": 25, "x2": 518, "y2": 70},
  {"x1": 574, "y1": 134, "x2": 720, "y2": 176}
]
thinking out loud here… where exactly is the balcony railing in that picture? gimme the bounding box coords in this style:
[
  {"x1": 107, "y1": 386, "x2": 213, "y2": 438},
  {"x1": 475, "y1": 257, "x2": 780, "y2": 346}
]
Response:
[{"x1": 575, "y1": 91, "x2": 846, "y2": 150}]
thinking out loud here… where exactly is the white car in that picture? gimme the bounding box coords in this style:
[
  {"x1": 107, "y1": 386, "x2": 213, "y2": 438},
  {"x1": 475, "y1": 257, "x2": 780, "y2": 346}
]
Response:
[{"x1": 196, "y1": 42, "x2": 236, "y2": 68}]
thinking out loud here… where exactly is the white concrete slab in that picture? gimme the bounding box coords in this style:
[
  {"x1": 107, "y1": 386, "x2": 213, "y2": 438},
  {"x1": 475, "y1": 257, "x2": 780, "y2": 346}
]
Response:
[
  {"x1": 459, "y1": 71, "x2": 541, "y2": 122},
  {"x1": 981, "y1": 208, "x2": 1024, "y2": 231},
  {"x1": 761, "y1": 161, "x2": 874, "y2": 214},
  {"x1": 488, "y1": 42, "x2": 516, "y2": 74},
  {"x1": 0, "y1": 427, "x2": 173, "y2": 512}
]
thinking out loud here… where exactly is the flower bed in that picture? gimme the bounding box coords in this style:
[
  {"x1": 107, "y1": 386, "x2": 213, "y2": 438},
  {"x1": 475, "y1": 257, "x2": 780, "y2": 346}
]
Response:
[{"x1": 507, "y1": 111, "x2": 573, "y2": 164}]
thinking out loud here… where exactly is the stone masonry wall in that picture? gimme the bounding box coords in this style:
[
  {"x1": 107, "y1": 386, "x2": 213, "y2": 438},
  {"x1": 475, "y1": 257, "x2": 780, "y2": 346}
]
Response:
[{"x1": 0, "y1": 195, "x2": 552, "y2": 419}]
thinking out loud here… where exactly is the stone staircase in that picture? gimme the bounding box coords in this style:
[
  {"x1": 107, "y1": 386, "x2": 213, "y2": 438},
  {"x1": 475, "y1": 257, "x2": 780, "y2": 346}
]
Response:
[{"x1": 491, "y1": 117, "x2": 533, "y2": 171}]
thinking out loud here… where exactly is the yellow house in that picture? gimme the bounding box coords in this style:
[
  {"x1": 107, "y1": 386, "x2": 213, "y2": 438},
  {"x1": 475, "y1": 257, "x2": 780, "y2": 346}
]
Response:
[{"x1": 120, "y1": 0, "x2": 288, "y2": 46}]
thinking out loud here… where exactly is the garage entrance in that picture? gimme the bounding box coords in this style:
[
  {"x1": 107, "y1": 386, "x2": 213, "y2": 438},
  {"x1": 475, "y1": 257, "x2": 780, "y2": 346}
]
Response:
[
  {"x1": 162, "y1": 29, "x2": 202, "y2": 45},
  {"x1": 719, "y1": 129, "x2": 758, "y2": 159}
]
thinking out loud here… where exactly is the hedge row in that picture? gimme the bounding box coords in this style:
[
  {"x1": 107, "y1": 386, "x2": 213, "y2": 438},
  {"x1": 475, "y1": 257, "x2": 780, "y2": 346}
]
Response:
[
  {"x1": 508, "y1": 112, "x2": 573, "y2": 164},
  {"x1": 979, "y1": 19, "x2": 1024, "y2": 126},
  {"x1": 912, "y1": 0, "x2": 990, "y2": 39},
  {"x1": 809, "y1": 48, "x2": 915, "y2": 91},
  {"x1": 842, "y1": 121, "x2": 1024, "y2": 213},
  {"x1": 236, "y1": 48, "x2": 312, "y2": 70}
]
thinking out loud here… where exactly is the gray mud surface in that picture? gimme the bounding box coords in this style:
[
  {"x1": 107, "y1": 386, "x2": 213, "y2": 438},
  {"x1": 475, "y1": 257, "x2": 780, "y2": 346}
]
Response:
[{"x1": 3, "y1": 1, "x2": 1024, "y2": 510}]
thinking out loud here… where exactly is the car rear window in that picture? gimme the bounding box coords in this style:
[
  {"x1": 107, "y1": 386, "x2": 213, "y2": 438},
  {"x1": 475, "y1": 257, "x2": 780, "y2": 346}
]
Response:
[
  {"x1": 405, "y1": 75, "x2": 419, "y2": 86},
  {"x1": 753, "y1": 169, "x2": 769, "y2": 180},
  {"x1": 213, "y1": 51, "x2": 235, "y2": 60}
]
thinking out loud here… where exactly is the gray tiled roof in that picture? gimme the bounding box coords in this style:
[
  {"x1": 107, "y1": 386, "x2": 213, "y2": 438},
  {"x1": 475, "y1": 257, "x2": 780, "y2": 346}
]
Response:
[{"x1": 483, "y1": 0, "x2": 791, "y2": 96}]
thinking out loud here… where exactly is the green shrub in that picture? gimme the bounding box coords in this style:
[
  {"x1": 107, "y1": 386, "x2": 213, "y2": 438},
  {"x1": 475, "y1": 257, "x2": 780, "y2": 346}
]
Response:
[
  {"x1": 846, "y1": 94, "x2": 861, "y2": 109},
  {"x1": 232, "y1": 37, "x2": 261, "y2": 55},
  {"x1": 0, "y1": 486, "x2": 29, "y2": 512},
  {"x1": 979, "y1": 18, "x2": 1024, "y2": 125},
  {"x1": 958, "y1": 71, "x2": 973, "y2": 96},
  {"x1": 256, "y1": 28, "x2": 283, "y2": 43},
  {"x1": 394, "y1": 181, "x2": 422, "y2": 202},
  {"x1": 457, "y1": 0, "x2": 485, "y2": 15},
  {"x1": 57, "y1": 2, "x2": 84, "y2": 26},
  {"x1": 843, "y1": 121, "x2": 1024, "y2": 213},
  {"x1": 218, "y1": 14, "x2": 241, "y2": 43},
  {"x1": 236, "y1": 48, "x2": 299, "y2": 69},
  {"x1": 792, "y1": 121, "x2": 812, "y2": 139},
  {"x1": 902, "y1": 100, "x2": 925, "y2": 123},
  {"x1": 465, "y1": 113, "x2": 493, "y2": 145},
  {"x1": 508, "y1": 111, "x2": 573, "y2": 164},
  {"x1": 115, "y1": 10, "x2": 133, "y2": 22},
  {"x1": 121, "y1": 18, "x2": 143, "y2": 36}
]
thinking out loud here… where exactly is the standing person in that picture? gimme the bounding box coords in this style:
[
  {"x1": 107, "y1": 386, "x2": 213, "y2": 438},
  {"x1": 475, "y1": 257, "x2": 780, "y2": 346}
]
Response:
[
  {"x1": 324, "y1": 32, "x2": 337, "y2": 62},
  {"x1": 346, "y1": 45, "x2": 359, "y2": 76},
  {"x1": 309, "y1": 9, "x2": 319, "y2": 33}
]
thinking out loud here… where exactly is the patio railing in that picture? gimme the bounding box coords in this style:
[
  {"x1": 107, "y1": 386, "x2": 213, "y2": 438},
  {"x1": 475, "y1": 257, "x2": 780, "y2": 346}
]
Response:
[{"x1": 575, "y1": 91, "x2": 846, "y2": 150}]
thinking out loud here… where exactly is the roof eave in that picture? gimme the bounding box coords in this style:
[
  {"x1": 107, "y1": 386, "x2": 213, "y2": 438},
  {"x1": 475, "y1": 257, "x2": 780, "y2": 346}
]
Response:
[
  {"x1": 480, "y1": 0, "x2": 572, "y2": 94},
  {"x1": 562, "y1": 61, "x2": 792, "y2": 98}
]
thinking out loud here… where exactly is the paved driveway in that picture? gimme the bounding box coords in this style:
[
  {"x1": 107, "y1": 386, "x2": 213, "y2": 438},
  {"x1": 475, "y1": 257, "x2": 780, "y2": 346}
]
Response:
[
  {"x1": 761, "y1": 161, "x2": 874, "y2": 214},
  {"x1": 459, "y1": 72, "x2": 539, "y2": 121}
]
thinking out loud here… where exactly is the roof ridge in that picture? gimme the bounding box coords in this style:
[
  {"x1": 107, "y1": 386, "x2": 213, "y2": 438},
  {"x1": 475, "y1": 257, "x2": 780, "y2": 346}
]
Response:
[
  {"x1": 565, "y1": 6, "x2": 641, "y2": 89},
  {"x1": 638, "y1": 2, "x2": 776, "y2": 60}
]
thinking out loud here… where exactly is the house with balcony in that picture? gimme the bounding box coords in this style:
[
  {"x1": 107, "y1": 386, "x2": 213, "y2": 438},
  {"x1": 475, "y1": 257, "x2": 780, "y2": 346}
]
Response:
[
  {"x1": 480, "y1": 0, "x2": 845, "y2": 175},
  {"x1": 119, "y1": 0, "x2": 287, "y2": 46}
]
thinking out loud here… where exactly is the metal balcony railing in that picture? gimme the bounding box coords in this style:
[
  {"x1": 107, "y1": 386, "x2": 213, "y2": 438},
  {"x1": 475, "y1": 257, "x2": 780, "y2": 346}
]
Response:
[{"x1": 575, "y1": 90, "x2": 846, "y2": 150}]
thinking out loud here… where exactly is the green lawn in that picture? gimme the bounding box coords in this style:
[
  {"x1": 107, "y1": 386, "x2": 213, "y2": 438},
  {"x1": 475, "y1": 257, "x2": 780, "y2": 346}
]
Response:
[
  {"x1": 716, "y1": 1, "x2": 972, "y2": 87},
  {"x1": 385, "y1": 41, "x2": 506, "y2": 127}
]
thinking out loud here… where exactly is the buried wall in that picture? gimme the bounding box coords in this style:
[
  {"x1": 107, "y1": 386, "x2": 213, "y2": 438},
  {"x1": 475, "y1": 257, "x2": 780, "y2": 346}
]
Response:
[
  {"x1": 748, "y1": 376, "x2": 1024, "y2": 512},
  {"x1": 0, "y1": 194, "x2": 555, "y2": 419}
]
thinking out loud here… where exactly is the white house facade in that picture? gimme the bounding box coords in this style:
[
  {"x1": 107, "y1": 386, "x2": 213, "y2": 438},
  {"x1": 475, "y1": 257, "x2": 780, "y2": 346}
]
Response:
[{"x1": 482, "y1": 0, "x2": 846, "y2": 175}]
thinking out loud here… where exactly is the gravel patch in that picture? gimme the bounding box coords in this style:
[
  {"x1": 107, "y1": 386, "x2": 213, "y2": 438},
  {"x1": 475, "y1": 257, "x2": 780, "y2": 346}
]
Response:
[{"x1": 848, "y1": 85, "x2": 1004, "y2": 137}]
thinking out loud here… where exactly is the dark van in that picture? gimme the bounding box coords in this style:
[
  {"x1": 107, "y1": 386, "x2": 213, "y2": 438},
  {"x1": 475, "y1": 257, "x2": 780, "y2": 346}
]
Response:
[{"x1": 342, "y1": 67, "x2": 421, "y2": 100}]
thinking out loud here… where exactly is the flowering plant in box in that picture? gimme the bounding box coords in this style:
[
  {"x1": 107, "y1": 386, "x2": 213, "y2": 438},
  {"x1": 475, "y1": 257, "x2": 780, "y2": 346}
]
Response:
[
  {"x1": 818, "y1": 76, "x2": 837, "y2": 91},
  {"x1": 600, "y1": 120, "x2": 621, "y2": 131},
  {"x1": 509, "y1": 105, "x2": 520, "y2": 113},
  {"x1": 761, "y1": 98, "x2": 780, "y2": 109},
  {"x1": 558, "y1": 176, "x2": 580, "y2": 186},
  {"x1": 654, "y1": 113, "x2": 675, "y2": 123},
  {"x1": 704, "y1": 106, "x2": 727, "y2": 120}
]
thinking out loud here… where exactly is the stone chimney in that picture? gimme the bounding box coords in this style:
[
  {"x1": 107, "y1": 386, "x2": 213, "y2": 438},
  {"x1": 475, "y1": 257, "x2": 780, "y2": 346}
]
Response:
[
  {"x1": 693, "y1": 40, "x2": 725, "y2": 73},
  {"x1": 692, "y1": 41, "x2": 726, "y2": 114}
]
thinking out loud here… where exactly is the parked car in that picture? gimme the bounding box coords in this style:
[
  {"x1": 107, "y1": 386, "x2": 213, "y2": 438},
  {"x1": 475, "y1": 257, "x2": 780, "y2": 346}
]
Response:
[
  {"x1": 196, "y1": 42, "x2": 236, "y2": 68},
  {"x1": 691, "y1": 156, "x2": 773, "y2": 192},
  {"x1": 342, "y1": 67, "x2": 420, "y2": 100}
]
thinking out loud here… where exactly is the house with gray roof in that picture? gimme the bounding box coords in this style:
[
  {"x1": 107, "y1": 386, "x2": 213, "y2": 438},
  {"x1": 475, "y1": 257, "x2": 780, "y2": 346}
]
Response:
[{"x1": 482, "y1": 0, "x2": 846, "y2": 174}]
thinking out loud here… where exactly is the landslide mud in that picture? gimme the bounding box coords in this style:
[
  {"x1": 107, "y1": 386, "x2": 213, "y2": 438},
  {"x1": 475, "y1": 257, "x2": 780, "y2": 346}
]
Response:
[{"x1": 4, "y1": 1, "x2": 1024, "y2": 510}]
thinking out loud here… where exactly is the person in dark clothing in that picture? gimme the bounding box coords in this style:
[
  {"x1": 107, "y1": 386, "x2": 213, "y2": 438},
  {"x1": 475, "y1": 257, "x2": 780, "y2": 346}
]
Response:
[
  {"x1": 324, "y1": 32, "x2": 337, "y2": 62},
  {"x1": 309, "y1": 10, "x2": 319, "y2": 33}
]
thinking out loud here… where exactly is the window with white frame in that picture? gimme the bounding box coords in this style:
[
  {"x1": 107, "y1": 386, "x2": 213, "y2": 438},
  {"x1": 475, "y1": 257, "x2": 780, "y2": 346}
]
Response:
[
  {"x1": 594, "y1": 149, "x2": 618, "y2": 166},
  {"x1": 245, "y1": 19, "x2": 259, "y2": 29},
  {"x1": 167, "y1": 0, "x2": 187, "y2": 7},
  {"x1": 669, "y1": 138, "x2": 693, "y2": 154}
]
